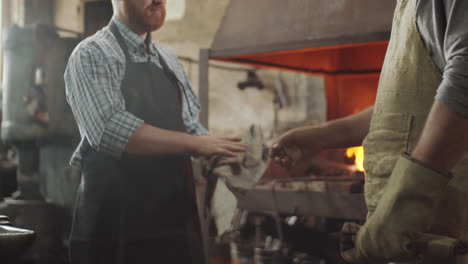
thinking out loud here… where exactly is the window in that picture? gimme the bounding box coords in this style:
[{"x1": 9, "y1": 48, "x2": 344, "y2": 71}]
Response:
[{"x1": 166, "y1": 0, "x2": 186, "y2": 21}]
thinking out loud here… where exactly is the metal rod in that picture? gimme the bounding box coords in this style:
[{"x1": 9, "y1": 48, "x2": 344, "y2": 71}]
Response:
[
  {"x1": 179, "y1": 55, "x2": 253, "y2": 72},
  {"x1": 199, "y1": 49, "x2": 210, "y2": 128},
  {"x1": 229, "y1": 58, "x2": 382, "y2": 76},
  {"x1": 52, "y1": 26, "x2": 82, "y2": 36}
]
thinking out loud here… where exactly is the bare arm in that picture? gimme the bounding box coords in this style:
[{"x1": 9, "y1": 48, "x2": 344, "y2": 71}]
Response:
[
  {"x1": 411, "y1": 101, "x2": 468, "y2": 172},
  {"x1": 270, "y1": 106, "x2": 374, "y2": 167},
  {"x1": 319, "y1": 106, "x2": 374, "y2": 149},
  {"x1": 125, "y1": 123, "x2": 247, "y2": 157},
  {"x1": 412, "y1": 1, "x2": 468, "y2": 172}
]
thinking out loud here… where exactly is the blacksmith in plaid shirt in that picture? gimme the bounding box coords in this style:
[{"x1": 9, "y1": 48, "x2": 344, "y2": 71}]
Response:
[
  {"x1": 65, "y1": 17, "x2": 204, "y2": 168},
  {"x1": 65, "y1": 13, "x2": 246, "y2": 169},
  {"x1": 65, "y1": 0, "x2": 246, "y2": 263}
]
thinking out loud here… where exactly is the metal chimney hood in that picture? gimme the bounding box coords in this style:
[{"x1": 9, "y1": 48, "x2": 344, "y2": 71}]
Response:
[
  {"x1": 210, "y1": 0, "x2": 396, "y2": 59},
  {"x1": 198, "y1": 0, "x2": 397, "y2": 126}
]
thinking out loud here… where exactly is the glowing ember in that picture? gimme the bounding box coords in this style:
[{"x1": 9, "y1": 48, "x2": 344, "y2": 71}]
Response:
[{"x1": 346, "y1": 146, "x2": 365, "y2": 172}]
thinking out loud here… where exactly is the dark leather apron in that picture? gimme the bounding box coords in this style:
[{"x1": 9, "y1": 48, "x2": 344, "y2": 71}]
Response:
[{"x1": 69, "y1": 21, "x2": 204, "y2": 264}]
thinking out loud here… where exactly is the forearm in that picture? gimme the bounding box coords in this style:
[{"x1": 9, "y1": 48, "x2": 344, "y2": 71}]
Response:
[
  {"x1": 319, "y1": 107, "x2": 374, "y2": 149},
  {"x1": 125, "y1": 123, "x2": 195, "y2": 155},
  {"x1": 412, "y1": 101, "x2": 468, "y2": 172}
]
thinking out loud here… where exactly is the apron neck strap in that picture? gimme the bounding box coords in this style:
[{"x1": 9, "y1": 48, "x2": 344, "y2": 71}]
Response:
[{"x1": 109, "y1": 20, "x2": 133, "y2": 63}]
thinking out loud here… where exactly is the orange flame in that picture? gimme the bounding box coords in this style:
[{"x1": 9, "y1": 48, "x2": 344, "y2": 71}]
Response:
[{"x1": 346, "y1": 146, "x2": 365, "y2": 172}]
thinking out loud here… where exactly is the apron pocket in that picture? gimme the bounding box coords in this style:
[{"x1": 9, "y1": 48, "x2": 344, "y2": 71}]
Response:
[{"x1": 362, "y1": 112, "x2": 414, "y2": 210}]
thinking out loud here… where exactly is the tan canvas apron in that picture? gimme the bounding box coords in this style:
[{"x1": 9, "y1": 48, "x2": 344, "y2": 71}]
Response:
[{"x1": 362, "y1": 0, "x2": 468, "y2": 263}]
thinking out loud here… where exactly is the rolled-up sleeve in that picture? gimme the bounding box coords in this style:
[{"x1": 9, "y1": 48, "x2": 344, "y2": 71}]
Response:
[
  {"x1": 186, "y1": 119, "x2": 209, "y2": 136},
  {"x1": 435, "y1": 0, "x2": 468, "y2": 117},
  {"x1": 65, "y1": 43, "x2": 143, "y2": 157}
]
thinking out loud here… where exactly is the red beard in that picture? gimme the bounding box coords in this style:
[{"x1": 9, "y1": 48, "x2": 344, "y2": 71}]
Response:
[{"x1": 124, "y1": 0, "x2": 166, "y2": 33}]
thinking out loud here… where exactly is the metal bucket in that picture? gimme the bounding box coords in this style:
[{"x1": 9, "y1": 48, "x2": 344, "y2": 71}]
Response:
[
  {"x1": 230, "y1": 242, "x2": 254, "y2": 264},
  {"x1": 254, "y1": 248, "x2": 290, "y2": 264}
]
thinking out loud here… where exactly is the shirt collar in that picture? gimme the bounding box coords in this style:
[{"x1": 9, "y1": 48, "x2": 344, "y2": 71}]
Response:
[{"x1": 111, "y1": 16, "x2": 157, "y2": 55}]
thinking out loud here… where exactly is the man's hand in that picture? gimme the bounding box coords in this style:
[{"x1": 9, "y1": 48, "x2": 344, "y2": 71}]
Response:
[
  {"x1": 190, "y1": 136, "x2": 248, "y2": 158},
  {"x1": 270, "y1": 126, "x2": 326, "y2": 169}
]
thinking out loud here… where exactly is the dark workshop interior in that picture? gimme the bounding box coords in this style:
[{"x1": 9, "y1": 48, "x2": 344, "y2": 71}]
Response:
[{"x1": 1, "y1": 0, "x2": 468, "y2": 264}]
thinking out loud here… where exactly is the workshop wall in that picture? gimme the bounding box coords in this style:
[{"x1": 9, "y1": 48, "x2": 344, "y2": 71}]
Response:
[{"x1": 157, "y1": 0, "x2": 327, "y2": 138}]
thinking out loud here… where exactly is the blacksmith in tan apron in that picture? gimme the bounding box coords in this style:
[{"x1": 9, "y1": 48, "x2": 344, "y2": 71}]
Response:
[{"x1": 343, "y1": 0, "x2": 468, "y2": 263}]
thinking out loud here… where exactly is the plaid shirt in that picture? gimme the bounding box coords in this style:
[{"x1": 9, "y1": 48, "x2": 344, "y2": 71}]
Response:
[{"x1": 65, "y1": 17, "x2": 208, "y2": 168}]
